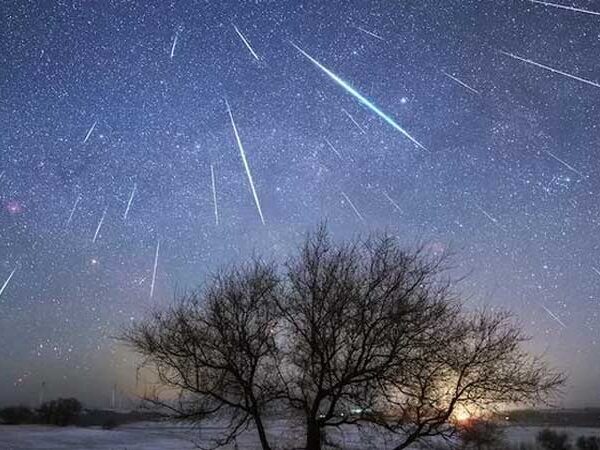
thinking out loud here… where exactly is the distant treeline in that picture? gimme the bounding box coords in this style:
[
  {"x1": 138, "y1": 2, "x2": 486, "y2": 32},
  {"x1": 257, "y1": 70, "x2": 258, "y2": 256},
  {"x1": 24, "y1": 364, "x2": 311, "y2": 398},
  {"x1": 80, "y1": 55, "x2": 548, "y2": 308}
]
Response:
[
  {"x1": 508, "y1": 409, "x2": 600, "y2": 428},
  {"x1": 0, "y1": 397, "x2": 160, "y2": 428}
]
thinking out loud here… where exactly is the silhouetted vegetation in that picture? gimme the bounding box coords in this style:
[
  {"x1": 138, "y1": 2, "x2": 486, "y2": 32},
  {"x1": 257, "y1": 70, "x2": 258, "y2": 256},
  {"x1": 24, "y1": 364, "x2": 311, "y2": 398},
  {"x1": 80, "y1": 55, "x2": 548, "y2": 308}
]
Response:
[
  {"x1": 537, "y1": 428, "x2": 571, "y2": 450},
  {"x1": 123, "y1": 225, "x2": 566, "y2": 450},
  {"x1": 459, "y1": 419, "x2": 505, "y2": 449},
  {"x1": 576, "y1": 436, "x2": 600, "y2": 450},
  {"x1": 37, "y1": 398, "x2": 82, "y2": 426},
  {"x1": 0, "y1": 405, "x2": 34, "y2": 425}
]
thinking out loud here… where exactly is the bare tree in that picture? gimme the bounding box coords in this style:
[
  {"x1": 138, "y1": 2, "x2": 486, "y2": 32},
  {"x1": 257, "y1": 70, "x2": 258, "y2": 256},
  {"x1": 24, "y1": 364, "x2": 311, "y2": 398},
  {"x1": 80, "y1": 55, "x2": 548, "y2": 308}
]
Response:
[
  {"x1": 381, "y1": 311, "x2": 565, "y2": 450},
  {"x1": 274, "y1": 226, "x2": 459, "y2": 449},
  {"x1": 121, "y1": 260, "x2": 281, "y2": 450},
  {"x1": 274, "y1": 226, "x2": 564, "y2": 450},
  {"x1": 123, "y1": 225, "x2": 564, "y2": 450}
]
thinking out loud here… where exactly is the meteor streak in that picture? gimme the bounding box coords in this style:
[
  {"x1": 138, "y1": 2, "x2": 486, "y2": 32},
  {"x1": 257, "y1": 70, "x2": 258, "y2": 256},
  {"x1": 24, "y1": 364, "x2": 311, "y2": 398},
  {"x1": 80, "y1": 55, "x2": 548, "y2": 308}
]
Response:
[
  {"x1": 324, "y1": 138, "x2": 343, "y2": 159},
  {"x1": 592, "y1": 267, "x2": 600, "y2": 278},
  {"x1": 291, "y1": 42, "x2": 427, "y2": 150},
  {"x1": 541, "y1": 304, "x2": 567, "y2": 329},
  {"x1": 341, "y1": 191, "x2": 365, "y2": 223},
  {"x1": 528, "y1": 0, "x2": 600, "y2": 16},
  {"x1": 210, "y1": 164, "x2": 219, "y2": 226},
  {"x1": 92, "y1": 207, "x2": 107, "y2": 243},
  {"x1": 382, "y1": 190, "x2": 402, "y2": 212},
  {"x1": 499, "y1": 50, "x2": 600, "y2": 89},
  {"x1": 342, "y1": 108, "x2": 366, "y2": 134},
  {"x1": 150, "y1": 239, "x2": 160, "y2": 299},
  {"x1": 442, "y1": 71, "x2": 480, "y2": 95},
  {"x1": 123, "y1": 183, "x2": 137, "y2": 220},
  {"x1": 0, "y1": 266, "x2": 16, "y2": 300},
  {"x1": 474, "y1": 204, "x2": 504, "y2": 231},
  {"x1": 355, "y1": 26, "x2": 385, "y2": 41},
  {"x1": 233, "y1": 24, "x2": 260, "y2": 61},
  {"x1": 226, "y1": 100, "x2": 266, "y2": 225},
  {"x1": 66, "y1": 195, "x2": 81, "y2": 226},
  {"x1": 544, "y1": 150, "x2": 585, "y2": 178},
  {"x1": 83, "y1": 121, "x2": 97, "y2": 143},
  {"x1": 170, "y1": 33, "x2": 178, "y2": 59}
]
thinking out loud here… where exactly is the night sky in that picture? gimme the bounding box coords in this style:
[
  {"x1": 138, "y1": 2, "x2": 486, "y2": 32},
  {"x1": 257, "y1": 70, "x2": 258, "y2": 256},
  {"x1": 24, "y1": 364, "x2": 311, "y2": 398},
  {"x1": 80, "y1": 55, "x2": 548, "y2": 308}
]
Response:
[{"x1": 1, "y1": 0, "x2": 599, "y2": 408}]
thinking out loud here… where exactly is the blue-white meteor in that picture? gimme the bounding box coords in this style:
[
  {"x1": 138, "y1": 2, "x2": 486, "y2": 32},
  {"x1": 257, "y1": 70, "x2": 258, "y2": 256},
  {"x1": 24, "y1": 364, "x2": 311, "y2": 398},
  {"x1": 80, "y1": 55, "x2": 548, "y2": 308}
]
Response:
[
  {"x1": 290, "y1": 42, "x2": 427, "y2": 150},
  {"x1": 226, "y1": 100, "x2": 266, "y2": 225},
  {"x1": 0, "y1": 266, "x2": 17, "y2": 300}
]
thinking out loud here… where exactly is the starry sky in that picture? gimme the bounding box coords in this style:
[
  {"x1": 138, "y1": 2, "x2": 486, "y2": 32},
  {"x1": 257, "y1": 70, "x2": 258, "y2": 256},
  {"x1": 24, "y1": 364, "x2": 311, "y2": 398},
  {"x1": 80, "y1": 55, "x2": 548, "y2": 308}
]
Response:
[{"x1": 1, "y1": 0, "x2": 599, "y2": 408}]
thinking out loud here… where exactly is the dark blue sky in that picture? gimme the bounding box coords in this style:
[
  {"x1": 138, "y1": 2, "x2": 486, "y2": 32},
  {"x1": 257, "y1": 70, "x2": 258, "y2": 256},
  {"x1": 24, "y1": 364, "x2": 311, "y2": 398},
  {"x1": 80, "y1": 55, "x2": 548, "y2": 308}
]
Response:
[{"x1": 1, "y1": 0, "x2": 599, "y2": 407}]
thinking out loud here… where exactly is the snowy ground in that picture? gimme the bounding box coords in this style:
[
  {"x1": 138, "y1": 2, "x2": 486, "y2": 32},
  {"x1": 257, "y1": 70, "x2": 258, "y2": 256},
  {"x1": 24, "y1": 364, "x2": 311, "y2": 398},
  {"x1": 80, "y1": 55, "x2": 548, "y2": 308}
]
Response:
[{"x1": 1, "y1": 421, "x2": 600, "y2": 450}]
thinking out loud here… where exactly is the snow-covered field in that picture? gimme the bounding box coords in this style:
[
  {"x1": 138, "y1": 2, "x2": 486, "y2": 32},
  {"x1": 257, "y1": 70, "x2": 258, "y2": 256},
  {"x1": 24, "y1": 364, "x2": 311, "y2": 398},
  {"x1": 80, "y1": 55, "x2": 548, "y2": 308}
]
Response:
[{"x1": 1, "y1": 421, "x2": 600, "y2": 450}]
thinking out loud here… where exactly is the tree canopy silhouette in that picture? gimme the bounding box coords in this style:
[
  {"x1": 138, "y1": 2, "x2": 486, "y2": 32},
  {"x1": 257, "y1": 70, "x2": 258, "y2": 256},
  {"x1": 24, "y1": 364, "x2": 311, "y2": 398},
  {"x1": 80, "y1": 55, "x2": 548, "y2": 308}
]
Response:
[{"x1": 122, "y1": 225, "x2": 564, "y2": 450}]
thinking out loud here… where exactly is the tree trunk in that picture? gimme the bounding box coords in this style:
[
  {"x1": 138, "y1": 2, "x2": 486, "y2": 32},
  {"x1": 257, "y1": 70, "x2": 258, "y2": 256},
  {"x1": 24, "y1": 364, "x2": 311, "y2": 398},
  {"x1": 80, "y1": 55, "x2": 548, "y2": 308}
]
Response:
[
  {"x1": 253, "y1": 415, "x2": 272, "y2": 450},
  {"x1": 305, "y1": 417, "x2": 321, "y2": 450}
]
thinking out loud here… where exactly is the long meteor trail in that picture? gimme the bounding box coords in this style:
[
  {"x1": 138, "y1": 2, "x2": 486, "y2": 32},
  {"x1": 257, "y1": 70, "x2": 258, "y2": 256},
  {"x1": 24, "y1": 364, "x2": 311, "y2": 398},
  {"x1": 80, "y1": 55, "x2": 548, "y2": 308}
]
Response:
[
  {"x1": 382, "y1": 190, "x2": 402, "y2": 212},
  {"x1": 291, "y1": 42, "x2": 427, "y2": 150},
  {"x1": 544, "y1": 150, "x2": 585, "y2": 178},
  {"x1": 499, "y1": 50, "x2": 600, "y2": 89},
  {"x1": 225, "y1": 100, "x2": 266, "y2": 225},
  {"x1": 528, "y1": 0, "x2": 600, "y2": 16},
  {"x1": 150, "y1": 239, "x2": 160, "y2": 299},
  {"x1": 170, "y1": 33, "x2": 178, "y2": 59},
  {"x1": 442, "y1": 71, "x2": 480, "y2": 95},
  {"x1": 83, "y1": 121, "x2": 97, "y2": 143},
  {"x1": 355, "y1": 26, "x2": 385, "y2": 41},
  {"x1": 541, "y1": 304, "x2": 567, "y2": 329},
  {"x1": 324, "y1": 138, "x2": 343, "y2": 160},
  {"x1": 342, "y1": 108, "x2": 366, "y2": 134},
  {"x1": 210, "y1": 164, "x2": 219, "y2": 226},
  {"x1": 66, "y1": 195, "x2": 81, "y2": 226},
  {"x1": 341, "y1": 191, "x2": 365, "y2": 223},
  {"x1": 233, "y1": 24, "x2": 260, "y2": 61},
  {"x1": 123, "y1": 183, "x2": 137, "y2": 220},
  {"x1": 92, "y1": 207, "x2": 107, "y2": 243},
  {"x1": 0, "y1": 267, "x2": 17, "y2": 300}
]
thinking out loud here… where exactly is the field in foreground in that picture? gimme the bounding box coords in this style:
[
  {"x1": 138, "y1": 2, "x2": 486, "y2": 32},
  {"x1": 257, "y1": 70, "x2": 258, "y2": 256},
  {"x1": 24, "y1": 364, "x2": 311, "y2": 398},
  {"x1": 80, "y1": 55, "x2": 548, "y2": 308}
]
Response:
[{"x1": 2, "y1": 421, "x2": 600, "y2": 450}]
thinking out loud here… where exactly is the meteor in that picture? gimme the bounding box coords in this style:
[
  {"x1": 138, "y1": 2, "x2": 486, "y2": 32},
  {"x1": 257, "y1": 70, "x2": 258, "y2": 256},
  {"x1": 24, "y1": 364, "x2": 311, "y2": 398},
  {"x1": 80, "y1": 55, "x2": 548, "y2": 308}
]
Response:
[
  {"x1": 291, "y1": 42, "x2": 427, "y2": 150},
  {"x1": 123, "y1": 183, "x2": 137, "y2": 220},
  {"x1": 324, "y1": 138, "x2": 343, "y2": 160},
  {"x1": 83, "y1": 121, "x2": 97, "y2": 143},
  {"x1": 92, "y1": 207, "x2": 107, "y2": 243},
  {"x1": 442, "y1": 71, "x2": 480, "y2": 95},
  {"x1": 544, "y1": 150, "x2": 585, "y2": 178},
  {"x1": 540, "y1": 304, "x2": 567, "y2": 329},
  {"x1": 355, "y1": 26, "x2": 385, "y2": 41},
  {"x1": 210, "y1": 164, "x2": 219, "y2": 226},
  {"x1": 528, "y1": 0, "x2": 600, "y2": 16},
  {"x1": 499, "y1": 50, "x2": 600, "y2": 89},
  {"x1": 66, "y1": 195, "x2": 81, "y2": 226},
  {"x1": 382, "y1": 190, "x2": 402, "y2": 212},
  {"x1": 170, "y1": 33, "x2": 178, "y2": 59},
  {"x1": 342, "y1": 108, "x2": 366, "y2": 134},
  {"x1": 233, "y1": 24, "x2": 260, "y2": 61},
  {"x1": 150, "y1": 239, "x2": 160, "y2": 299},
  {"x1": 341, "y1": 191, "x2": 365, "y2": 223},
  {"x1": 225, "y1": 100, "x2": 266, "y2": 225},
  {"x1": 474, "y1": 204, "x2": 504, "y2": 231},
  {"x1": 0, "y1": 266, "x2": 17, "y2": 300},
  {"x1": 592, "y1": 267, "x2": 600, "y2": 278}
]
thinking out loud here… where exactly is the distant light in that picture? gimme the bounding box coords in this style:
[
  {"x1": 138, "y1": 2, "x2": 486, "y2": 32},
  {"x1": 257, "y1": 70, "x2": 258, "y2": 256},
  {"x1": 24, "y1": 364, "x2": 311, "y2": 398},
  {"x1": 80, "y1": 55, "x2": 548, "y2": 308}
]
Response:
[
  {"x1": 400, "y1": 97, "x2": 408, "y2": 104},
  {"x1": 6, "y1": 200, "x2": 23, "y2": 215}
]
